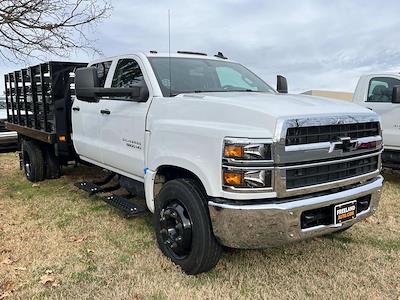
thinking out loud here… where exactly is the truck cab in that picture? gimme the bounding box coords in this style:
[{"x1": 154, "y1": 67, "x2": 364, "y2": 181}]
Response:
[{"x1": 352, "y1": 74, "x2": 400, "y2": 167}]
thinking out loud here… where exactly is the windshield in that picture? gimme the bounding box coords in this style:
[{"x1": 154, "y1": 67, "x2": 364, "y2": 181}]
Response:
[
  {"x1": 0, "y1": 101, "x2": 6, "y2": 109},
  {"x1": 148, "y1": 57, "x2": 275, "y2": 96}
]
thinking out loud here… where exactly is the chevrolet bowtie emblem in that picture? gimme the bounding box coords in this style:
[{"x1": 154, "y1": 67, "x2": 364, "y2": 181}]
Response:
[{"x1": 332, "y1": 137, "x2": 356, "y2": 152}]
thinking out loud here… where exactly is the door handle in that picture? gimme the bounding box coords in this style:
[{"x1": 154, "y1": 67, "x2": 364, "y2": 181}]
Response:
[
  {"x1": 72, "y1": 107, "x2": 80, "y2": 111},
  {"x1": 100, "y1": 109, "x2": 111, "y2": 115}
]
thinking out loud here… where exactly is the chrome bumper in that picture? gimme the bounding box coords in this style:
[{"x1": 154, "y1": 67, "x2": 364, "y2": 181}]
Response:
[{"x1": 208, "y1": 176, "x2": 383, "y2": 249}]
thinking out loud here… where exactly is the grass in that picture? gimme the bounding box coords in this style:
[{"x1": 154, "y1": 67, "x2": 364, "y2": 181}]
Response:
[{"x1": 0, "y1": 151, "x2": 400, "y2": 299}]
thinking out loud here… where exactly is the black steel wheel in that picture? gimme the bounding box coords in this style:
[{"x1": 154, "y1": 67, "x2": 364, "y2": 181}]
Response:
[
  {"x1": 154, "y1": 178, "x2": 222, "y2": 275},
  {"x1": 159, "y1": 200, "x2": 192, "y2": 259},
  {"x1": 22, "y1": 140, "x2": 45, "y2": 182}
]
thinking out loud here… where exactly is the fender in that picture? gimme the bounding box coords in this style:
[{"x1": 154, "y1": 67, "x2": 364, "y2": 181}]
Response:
[{"x1": 144, "y1": 158, "x2": 214, "y2": 212}]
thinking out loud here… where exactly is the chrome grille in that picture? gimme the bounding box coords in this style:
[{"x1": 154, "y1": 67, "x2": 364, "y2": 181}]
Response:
[
  {"x1": 285, "y1": 122, "x2": 380, "y2": 146},
  {"x1": 286, "y1": 155, "x2": 379, "y2": 189}
]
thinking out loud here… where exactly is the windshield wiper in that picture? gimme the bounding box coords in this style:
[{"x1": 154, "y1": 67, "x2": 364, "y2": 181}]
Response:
[
  {"x1": 223, "y1": 89, "x2": 259, "y2": 92},
  {"x1": 170, "y1": 89, "x2": 261, "y2": 96}
]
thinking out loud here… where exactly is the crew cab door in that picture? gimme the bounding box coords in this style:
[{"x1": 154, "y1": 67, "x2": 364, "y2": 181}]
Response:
[
  {"x1": 72, "y1": 60, "x2": 112, "y2": 164},
  {"x1": 365, "y1": 76, "x2": 400, "y2": 150},
  {"x1": 98, "y1": 56, "x2": 152, "y2": 180}
]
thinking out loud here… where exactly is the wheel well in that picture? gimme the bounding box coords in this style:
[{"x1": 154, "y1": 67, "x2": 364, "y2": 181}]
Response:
[{"x1": 154, "y1": 165, "x2": 207, "y2": 197}]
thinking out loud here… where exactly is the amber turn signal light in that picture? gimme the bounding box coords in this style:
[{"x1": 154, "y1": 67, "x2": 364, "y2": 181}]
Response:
[
  {"x1": 224, "y1": 145, "x2": 244, "y2": 158},
  {"x1": 223, "y1": 172, "x2": 243, "y2": 186}
]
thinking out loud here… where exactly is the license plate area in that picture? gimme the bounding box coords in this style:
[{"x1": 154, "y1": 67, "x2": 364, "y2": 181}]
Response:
[{"x1": 334, "y1": 200, "x2": 357, "y2": 224}]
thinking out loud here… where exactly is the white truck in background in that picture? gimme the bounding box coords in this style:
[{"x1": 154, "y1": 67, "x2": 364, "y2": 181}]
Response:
[
  {"x1": 0, "y1": 96, "x2": 17, "y2": 150},
  {"x1": 5, "y1": 52, "x2": 384, "y2": 274},
  {"x1": 352, "y1": 74, "x2": 400, "y2": 168}
]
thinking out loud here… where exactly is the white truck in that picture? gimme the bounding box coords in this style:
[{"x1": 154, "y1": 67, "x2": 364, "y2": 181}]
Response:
[
  {"x1": 352, "y1": 74, "x2": 400, "y2": 168},
  {"x1": 4, "y1": 52, "x2": 384, "y2": 274},
  {"x1": 0, "y1": 96, "x2": 17, "y2": 150}
]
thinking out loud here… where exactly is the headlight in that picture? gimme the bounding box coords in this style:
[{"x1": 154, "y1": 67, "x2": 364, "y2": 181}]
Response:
[
  {"x1": 223, "y1": 138, "x2": 272, "y2": 161},
  {"x1": 222, "y1": 138, "x2": 274, "y2": 192}
]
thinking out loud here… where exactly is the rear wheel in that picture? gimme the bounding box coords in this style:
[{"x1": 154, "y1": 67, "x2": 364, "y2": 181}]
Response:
[
  {"x1": 22, "y1": 140, "x2": 45, "y2": 182},
  {"x1": 154, "y1": 179, "x2": 222, "y2": 275}
]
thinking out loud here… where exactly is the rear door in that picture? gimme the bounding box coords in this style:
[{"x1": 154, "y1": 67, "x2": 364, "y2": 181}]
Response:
[
  {"x1": 72, "y1": 61, "x2": 112, "y2": 163},
  {"x1": 365, "y1": 76, "x2": 400, "y2": 149},
  {"x1": 98, "y1": 56, "x2": 152, "y2": 181}
]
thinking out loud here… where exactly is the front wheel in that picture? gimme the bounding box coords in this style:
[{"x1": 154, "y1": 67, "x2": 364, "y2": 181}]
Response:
[{"x1": 154, "y1": 179, "x2": 222, "y2": 275}]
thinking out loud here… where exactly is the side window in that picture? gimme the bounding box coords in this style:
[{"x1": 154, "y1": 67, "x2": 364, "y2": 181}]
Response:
[
  {"x1": 367, "y1": 77, "x2": 400, "y2": 102},
  {"x1": 111, "y1": 59, "x2": 145, "y2": 88},
  {"x1": 91, "y1": 61, "x2": 112, "y2": 87}
]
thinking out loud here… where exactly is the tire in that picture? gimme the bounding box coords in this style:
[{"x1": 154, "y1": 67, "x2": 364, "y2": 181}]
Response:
[
  {"x1": 154, "y1": 178, "x2": 222, "y2": 275},
  {"x1": 43, "y1": 146, "x2": 60, "y2": 179},
  {"x1": 21, "y1": 140, "x2": 45, "y2": 182}
]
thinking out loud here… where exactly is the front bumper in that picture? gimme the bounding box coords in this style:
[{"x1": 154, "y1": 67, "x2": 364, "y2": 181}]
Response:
[{"x1": 208, "y1": 176, "x2": 383, "y2": 249}]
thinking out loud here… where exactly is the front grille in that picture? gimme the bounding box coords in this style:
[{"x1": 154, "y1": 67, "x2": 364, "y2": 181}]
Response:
[
  {"x1": 0, "y1": 120, "x2": 8, "y2": 132},
  {"x1": 286, "y1": 122, "x2": 380, "y2": 146},
  {"x1": 286, "y1": 155, "x2": 379, "y2": 189}
]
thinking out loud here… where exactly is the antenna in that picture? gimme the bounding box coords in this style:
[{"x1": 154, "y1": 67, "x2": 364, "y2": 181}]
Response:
[{"x1": 168, "y1": 9, "x2": 172, "y2": 97}]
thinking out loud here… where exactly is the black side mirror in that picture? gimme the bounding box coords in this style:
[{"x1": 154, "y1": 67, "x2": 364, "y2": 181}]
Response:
[
  {"x1": 75, "y1": 67, "x2": 149, "y2": 102},
  {"x1": 75, "y1": 67, "x2": 100, "y2": 102},
  {"x1": 277, "y1": 75, "x2": 288, "y2": 93},
  {"x1": 392, "y1": 86, "x2": 400, "y2": 103}
]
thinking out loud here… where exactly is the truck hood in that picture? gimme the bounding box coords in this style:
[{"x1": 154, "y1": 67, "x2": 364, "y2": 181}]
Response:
[{"x1": 177, "y1": 92, "x2": 370, "y2": 118}]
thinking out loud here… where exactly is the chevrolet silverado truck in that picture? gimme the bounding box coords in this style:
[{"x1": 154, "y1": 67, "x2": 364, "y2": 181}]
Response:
[
  {"x1": 352, "y1": 74, "x2": 400, "y2": 168},
  {"x1": 4, "y1": 52, "x2": 383, "y2": 274}
]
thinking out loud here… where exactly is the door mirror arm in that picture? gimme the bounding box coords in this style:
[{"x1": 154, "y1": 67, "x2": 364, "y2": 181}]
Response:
[{"x1": 75, "y1": 67, "x2": 149, "y2": 102}]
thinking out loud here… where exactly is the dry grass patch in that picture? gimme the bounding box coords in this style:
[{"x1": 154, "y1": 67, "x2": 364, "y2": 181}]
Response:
[{"x1": 0, "y1": 152, "x2": 400, "y2": 299}]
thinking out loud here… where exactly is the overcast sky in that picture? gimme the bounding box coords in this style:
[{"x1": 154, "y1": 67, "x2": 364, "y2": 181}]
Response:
[{"x1": 1, "y1": 0, "x2": 400, "y2": 94}]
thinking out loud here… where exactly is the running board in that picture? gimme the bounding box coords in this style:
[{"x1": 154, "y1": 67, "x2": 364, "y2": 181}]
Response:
[
  {"x1": 104, "y1": 195, "x2": 146, "y2": 217},
  {"x1": 74, "y1": 172, "x2": 119, "y2": 196},
  {"x1": 74, "y1": 174, "x2": 146, "y2": 217},
  {"x1": 75, "y1": 181, "x2": 106, "y2": 196},
  {"x1": 75, "y1": 181, "x2": 121, "y2": 196}
]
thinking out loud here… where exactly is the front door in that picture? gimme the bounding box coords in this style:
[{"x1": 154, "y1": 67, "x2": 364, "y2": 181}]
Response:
[
  {"x1": 98, "y1": 56, "x2": 152, "y2": 181},
  {"x1": 72, "y1": 60, "x2": 112, "y2": 164},
  {"x1": 366, "y1": 76, "x2": 400, "y2": 150}
]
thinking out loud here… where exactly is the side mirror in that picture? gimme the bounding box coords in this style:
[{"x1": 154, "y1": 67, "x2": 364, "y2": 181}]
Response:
[
  {"x1": 392, "y1": 86, "x2": 400, "y2": 103},
  {"x1": 75, "y1": 67, "x2": 99, "y2": 102},
  {"x1": 277, "y1": 75, "x2": 288, "y2": 93},
  {"x1": 75, "y1": 67, "x2": 149, "y2": 102}
]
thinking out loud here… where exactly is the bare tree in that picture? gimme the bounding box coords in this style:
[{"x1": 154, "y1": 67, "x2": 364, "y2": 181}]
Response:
[{"x1": 0, "y1": 0, "x2": 112, "y2": 62}]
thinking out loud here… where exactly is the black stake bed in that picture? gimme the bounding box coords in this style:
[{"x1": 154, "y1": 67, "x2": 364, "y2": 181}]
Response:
[{"x1": 4, "y1": 61, "x2": 87, "y2": 160}]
